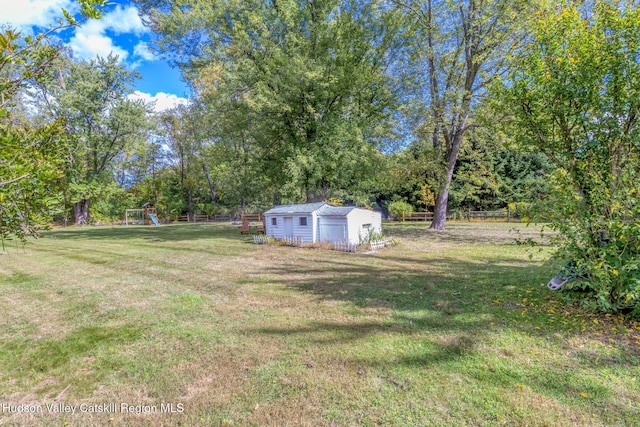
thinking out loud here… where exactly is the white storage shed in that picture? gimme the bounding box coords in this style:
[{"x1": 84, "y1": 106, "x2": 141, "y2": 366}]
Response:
[{"x1": 263, "y1": 202, "x2": 382, "y2": 245}]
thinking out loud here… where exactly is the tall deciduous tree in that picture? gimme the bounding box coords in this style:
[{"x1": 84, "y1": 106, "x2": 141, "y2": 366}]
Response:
[
  {"x1": 397, "y1": 0, "x2": 530, "y2": 229},
  {"x1": 136, "y1": 0, "x2": 402, "y2": 204},
  {"x1": 193, "y1": 89, "x2": 267, "y2": 211},
  {"x1": 498, "y1": 1, "x2": 640, "y2": 315},
  {"x1": 0, "y1": 0, "x2": 106, "y2": 243},
  {"x1": 158, "y1": 104, "x2": 213, "y2": 220},
  {"x1": 32, "y1": 54, "x2": 150, "y2": 224}
]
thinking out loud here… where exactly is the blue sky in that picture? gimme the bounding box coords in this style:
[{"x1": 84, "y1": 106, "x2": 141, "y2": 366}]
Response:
[{"x1": 1, "y1": 0, "x2": 190, "y2": 111}]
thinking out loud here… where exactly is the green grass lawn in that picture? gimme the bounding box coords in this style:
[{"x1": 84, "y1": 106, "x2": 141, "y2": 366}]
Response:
[{"x1": 0, "y1": 222, "x2": 638, "y2": 426}]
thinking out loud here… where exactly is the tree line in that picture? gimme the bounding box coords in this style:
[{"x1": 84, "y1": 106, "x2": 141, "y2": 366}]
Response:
[{"x1": 1, "y1": 0, "x2": 639, "y2": 316}]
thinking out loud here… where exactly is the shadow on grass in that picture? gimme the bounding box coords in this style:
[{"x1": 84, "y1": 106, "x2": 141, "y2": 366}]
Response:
[
  {"x1": 43, "y1": 223, "x2": 243, "y2": 242},
  {"x1": 242, "y1": 251, "x2": 638, "y2": 413},
  {"x1": 384, "y1": 221, "x2": 554, "y2": 247},
  {"x1": 265, "y1": 253, "x2": 549, "y2": 312},
  {"x1": 244, "y1": 252, "x2": 546, "y2": 352}
]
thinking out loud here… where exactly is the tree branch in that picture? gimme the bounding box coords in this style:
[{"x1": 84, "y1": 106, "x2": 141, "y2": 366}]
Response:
[{"x1": 0, "y1": 174, "x2": 29, "y2": 188}]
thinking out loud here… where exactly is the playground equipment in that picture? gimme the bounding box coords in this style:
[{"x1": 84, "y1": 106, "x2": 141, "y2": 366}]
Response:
[
  {"x1": 125, "y1": 208, "x2": 159, "y2": 226},
  {"x1": 148, "y1": 212, "x2": 160, "y2": 226}
]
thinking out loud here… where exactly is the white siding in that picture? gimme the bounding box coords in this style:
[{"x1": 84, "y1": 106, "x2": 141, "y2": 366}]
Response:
[
  {"x1": 291, "y1": 215, "x2": 314, "y2": 243},
  {"x1": 265, "y1": 205, "x2": 382, "y2": 245},
  {"x1": 311, "y1": 212, "x2": 319, "y2": 242},
  {"x1": 318, "y1": 217, "x2": 349, "y2": 243},
  {"x1": 265, "y1": 215, "x2": 281, "y2": 238},
  {"x1": 265, "y1": 214, "x2": 315, "y2": 242},
  {"x1": 347, "y1": 209, "x2": 382, "y2": 244}
]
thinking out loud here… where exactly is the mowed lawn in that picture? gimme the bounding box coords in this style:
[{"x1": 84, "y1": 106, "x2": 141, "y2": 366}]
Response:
[{"x1": 0, "y1": 222, "x2": 638, "y2": 426}]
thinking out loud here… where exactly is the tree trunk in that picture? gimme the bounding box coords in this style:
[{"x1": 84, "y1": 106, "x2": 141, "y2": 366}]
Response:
[
  {"x1": 187, "y1": 190, "x2": 194, "y2": 222},
  {"x1": 202, "y1": 162, "x2": 218, "y2": 204},
  {"x1": 73, "y1": 199, "x2": 90, "y2": 225},
  {"x1": 431, "y1": 190, "x2": 449, "y2": 230},
  {"x1": 430, "y1": 164, "x2": 454, "y2": 230},
  {"x1": 430, "y1": 132, "x2": 463, "y2": 230}
]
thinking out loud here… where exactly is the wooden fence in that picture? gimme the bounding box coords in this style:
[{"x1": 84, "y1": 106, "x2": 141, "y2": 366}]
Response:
[
  {"x1": 282, "y1": 236, "x2": 304, "y2": 246},
  {"x1": 391, "y1": 209, "x2": 520, "y2": 222},
  {"x1": 176, "y1": 214, "x2": 210, "y2": 222},
  {"x1": 369, "y1": 239, "x2": 393, "y2": 251},
  {"x1": 241, "y1": 213, "x2": 262, "y2": 222},
  {"x1": 467, "y1": 208, "x2": 519, "y2": 221},
  {"x1": 401, "y1": 212, "x2": 434, "y2": 222},
  {"x1": 253, "y1": 235, "x2": 271, "y2": 244}
]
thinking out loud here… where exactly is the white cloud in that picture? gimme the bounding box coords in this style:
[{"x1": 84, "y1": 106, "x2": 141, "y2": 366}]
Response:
[
  {"x1": 2, "y1": 2, "x2": 149, "y2": 63},
  {"x1": 0, "y1": 0, "x2": 75, "y2": 30},
  {"x1": 133, "y1": 42, "x2": 155, "y2": 61},
  {"x1": 128, "y1": 91, "x2": 190, "y2": 113},
  {"x1": 101, "y1": 5, "x2": 146, "y2": 35},
  {"x1": 68, "y1": 5, "x2": 147, "y2": 61},
  {"x1": 77, "y1": 5, "x2": 146, "y2": 36},
  {"x1": 69, "y1": 32, "x2": 129, "y2": 61},
  {"x1": 3, "y1": 2, "x2": 187, "y2": 103}
]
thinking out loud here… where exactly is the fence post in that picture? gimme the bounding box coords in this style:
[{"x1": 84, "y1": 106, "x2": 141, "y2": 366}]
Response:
[
  {"x1": 507, "y1": 207, "x2": 511, "y2": 222},
  {"x1": 468, "y1": 209, "x2": 471, "y2": 222}
]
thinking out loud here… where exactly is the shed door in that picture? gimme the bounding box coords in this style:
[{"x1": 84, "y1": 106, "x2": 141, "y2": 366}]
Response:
[
  {"x1": 320, "y1": 223, "x2": 346, "y2": 243},
  {"x1": 283, "y1": 217, "x2": 294, "y2": 237}
]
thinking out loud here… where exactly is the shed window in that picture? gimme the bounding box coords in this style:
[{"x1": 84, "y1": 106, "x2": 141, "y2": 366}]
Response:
[
  {"x1": 299, "y1": 217, "x2": 308, "y2": 226},
  {"x1": 362, "y1": 223, "x2": 372, "y2": 229},
  {"x1": 271, "y1": 218, "x2": 277, "y2": 226}
]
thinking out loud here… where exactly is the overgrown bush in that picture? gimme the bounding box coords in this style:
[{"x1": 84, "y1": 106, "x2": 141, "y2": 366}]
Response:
[
  {"x1": 498, "y1": 2, "x2": 640, "y2": 316},
  {"x1": 388, "y1": 200, "x2": 413, "y2": 221},
  {"x1": 548, "y1": 169, "x2": 640, "y2": 316}
]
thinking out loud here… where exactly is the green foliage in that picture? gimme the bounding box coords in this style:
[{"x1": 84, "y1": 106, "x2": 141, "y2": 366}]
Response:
[
  {"x1": 128, "y1": 169, "x2": 186, "y2": 220},
  {"x1": 0, "y1": 1, "x2": 107, "y2": 107},
  {"x1": 155, "y1": 104, "x2": 226, "y2": 218},
  {"x1": 87, "y1": 182, "x2": 134, "y2": 223},
  {"x1": 381, "y1": 123, "x2": 552, "y2": 216},
  {"x1": 375, "y1": 142, "x2": 442, "y2": 214},
  {"x1": 498, "y1": 1, "x2": 640, "y2": 316},
  {"x1": 0, "y1": 119, "x2": 66, "y2": 248},
  {"x1": 0, "y1": 0, "x2": 107, "y2": 243},
  {"x1": 139, "y1": 0, "x2": 402, "y2": 204},
  {"x1": 31, "y1": 53, "x2": 150, "y2": 224},
  {"x1": 399, "y1": 0, "x2": 533, "y2": 228},
  {"x1": 450, "y1": 140, "x2": 553, "y2": 213},
  {"x1": 388, "y1": 200, "x2": 413, "y2": 221},
  {"x1": 74, "y1": 0, "x2": 108, "y2": 20}
]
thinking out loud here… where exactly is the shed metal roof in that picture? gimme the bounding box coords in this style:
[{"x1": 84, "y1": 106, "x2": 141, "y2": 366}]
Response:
[
  {"x1": 318, "y1": 205, "x2": 357, "y2": 216},
  {"x1": 263, "y1": 202, "x2": 328, "y2": 215},
  {"x1": 264, "y1": 203, "x2": 377, "y2": 218}
]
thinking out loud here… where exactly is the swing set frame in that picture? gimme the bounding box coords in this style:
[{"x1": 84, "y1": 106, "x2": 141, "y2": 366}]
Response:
[{"x1": 124, "y1": 208, "x2": 157, "y2": 226}]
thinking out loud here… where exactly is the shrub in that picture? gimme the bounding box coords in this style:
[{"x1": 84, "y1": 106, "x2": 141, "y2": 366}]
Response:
[
  {"x1": 498, "y1": 3, "x2": 640, "y2": 316},
  {"x1": 388, "y1": 201, "x2": 414, "y2": 221}
]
